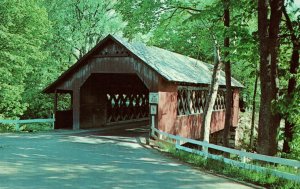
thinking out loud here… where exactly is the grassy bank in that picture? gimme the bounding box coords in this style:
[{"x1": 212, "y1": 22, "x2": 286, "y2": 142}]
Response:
[
  {"x1": 0, "y1": 123, "x2": 53, "y2": 133},
  {"x1": 156, "y1": 141, "x2": 300, "y2": 189}
]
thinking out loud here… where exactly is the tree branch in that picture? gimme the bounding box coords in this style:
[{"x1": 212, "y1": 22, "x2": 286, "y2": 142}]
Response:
[{"x1": 282, "y1": 5, "x2": 299, "y2": 46}]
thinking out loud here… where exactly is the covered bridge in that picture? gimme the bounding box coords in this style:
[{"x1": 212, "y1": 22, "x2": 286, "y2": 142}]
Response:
[{"x1": 43, "y1": 34, "x2": 243, "y2": 144}]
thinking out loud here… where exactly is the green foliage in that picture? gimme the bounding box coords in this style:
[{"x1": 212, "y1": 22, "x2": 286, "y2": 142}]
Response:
[
  {"x1": 276, "y1": 4, "x2": 300, "y2": 159},
  {"x1": 0, "y1": 0, "x2": 51, "y2": 119},
  {"x1": 0, "y1": 123, "x2": 53, "y2": 133},
  {"x1": 0, "y1": 0, "x2": 125, "y2": 120},
  {"x1": 20, "y1": 123, "x2": 53, "y2": 132},
  {"x1": 148, "y1": 11, "x2": 216, "y2": 62},
  {"x1": 285, "y1": 77, "x2": 300, "y2": 156},
  {"x1": 0, "y1": 124, "x2": 15, "y2": 133},
  {"x1": 117, "y1": 0, "x2": 224, "y2": 61},
  {"x1": 44, "y1": 0, "x2": 124, "y2": 60}
]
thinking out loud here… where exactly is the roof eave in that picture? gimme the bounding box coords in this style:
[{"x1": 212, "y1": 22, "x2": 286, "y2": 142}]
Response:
[{"x1": 42, "y1": 34, "x2": 115, "y2": 94}]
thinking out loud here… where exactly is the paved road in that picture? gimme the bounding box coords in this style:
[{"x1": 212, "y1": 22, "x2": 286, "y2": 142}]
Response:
[{"x1": 0, "y1": 126, "x2": 254, "y2": 189}]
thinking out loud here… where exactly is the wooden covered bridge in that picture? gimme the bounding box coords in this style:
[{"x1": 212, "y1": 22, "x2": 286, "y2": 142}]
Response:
[{"x1": 43, "y1": 34, "x2": 243, "y2": 144}]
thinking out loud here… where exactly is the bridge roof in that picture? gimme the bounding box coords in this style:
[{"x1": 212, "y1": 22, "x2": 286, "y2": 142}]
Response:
[{"x1": 43, "y1": 34, "x2": 243, "y2": 93}]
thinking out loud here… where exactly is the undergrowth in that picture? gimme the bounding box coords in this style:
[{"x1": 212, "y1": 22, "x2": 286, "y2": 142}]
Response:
[
  {"x1": 156, "y1": 141, "x2": 300, "y2": 189},
  {"x1": 0, "y1": 123, "x2": 53, "y2": 133}
]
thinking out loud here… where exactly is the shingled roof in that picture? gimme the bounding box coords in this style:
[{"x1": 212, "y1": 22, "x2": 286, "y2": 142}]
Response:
[
  {"x1": 44, "y1": 34, "x2": 243, "y2": 93},
  {"x1": 113, "y1": 35, "x2": 243, "y2": 87}
]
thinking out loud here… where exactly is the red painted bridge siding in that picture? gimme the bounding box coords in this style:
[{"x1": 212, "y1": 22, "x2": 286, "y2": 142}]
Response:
[
  {"x1": 169, "y1": 111, "x2": 225, "y2": 139},
  {"x1": 157, "y1": 91, "x2": 178, "y2": 134},
  {"x1": 157, "y1": 78, "x2": 178, "y2": 134},
  {"x1": 175, "y1": 115, "x2": 202, "y2": 139},
  {"x1": 232, "y1": 89, "x2": 239, "y2": 127},
  {"x1": 157, "y1": 89, "x2": 240, "y2": 140}
]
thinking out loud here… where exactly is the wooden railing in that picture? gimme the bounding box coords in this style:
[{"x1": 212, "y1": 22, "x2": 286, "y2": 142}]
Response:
[
  {"x1": 152, "y1": 127, "x2": 300, "y2": 182},
  {"x1": 106, "y1": 93, "x2": 149, "y2": 123},
  {"x1": 0, "y1": 116, "x2": 55, "y2": 131}
]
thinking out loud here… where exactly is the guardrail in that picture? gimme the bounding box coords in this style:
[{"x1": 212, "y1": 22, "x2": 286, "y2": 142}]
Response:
[
  {"x1": 0, "y1": 115, "x2": 55, "y2": 131},
  {"x1": 152, "y1": 127, "x2": 300, "y2": 182}
]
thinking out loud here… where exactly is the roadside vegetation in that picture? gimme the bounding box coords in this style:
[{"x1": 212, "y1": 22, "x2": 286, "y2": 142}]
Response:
[
  {"x1": 156, "y1": 141, "x2": 300, "y2": 189},
  {"x1": 0, "y1": 123, "x2": 53, "y2": 133}
]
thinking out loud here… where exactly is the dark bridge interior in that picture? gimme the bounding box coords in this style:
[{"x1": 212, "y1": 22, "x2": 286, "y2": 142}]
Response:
[{"x1": 80, "y1": 73, "x2": 149, "y2": 129}]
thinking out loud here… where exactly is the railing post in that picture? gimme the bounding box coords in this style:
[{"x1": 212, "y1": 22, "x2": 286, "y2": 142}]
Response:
[
  {"x1": 175, "y1": 135, "x2": 180, "y2": 149},
  {"x1": 52, "y1": 114, "x2": 55, "y2": 129},
  {"x1": 151, "y1": 115, "x2": 155, "y2": 137},
  {"x1": 54, "y1": 90, "x2": 58, "y2": 114},
  {"x1": 241, "y1": 149, "x2": 246, "y2": 163},
  {"x1": 15, "y1": 123, "x2": 20, "y2": 131},
  {"x1": 202, "y1": 141, "x2": 209, "y2": 159}
]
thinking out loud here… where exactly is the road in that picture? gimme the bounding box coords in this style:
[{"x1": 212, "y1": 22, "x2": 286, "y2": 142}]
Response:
[{"x1": 0, "y1": 125, "x2": 255, "y2": 189}]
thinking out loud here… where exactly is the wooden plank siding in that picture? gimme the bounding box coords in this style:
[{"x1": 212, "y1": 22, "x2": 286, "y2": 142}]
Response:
[
  {"x1": 72, "y1": 79, "x2": 80, "y2": 130},
  {"x1": 157, "y1": 85, "x2": 240, "y2": 141},
  {"x1": 55, "y1": 41, "x2": 161, "y2": 93},
  {"x1": 232, "y1": 88, "x2": 240, "y2": 127},
  {"x1": 56, "y1": 57, "x2": 160, "y2": 91},
  {"x1": 53, "y1": 42, "x2": 161, "y2": 129},
  {"x1": 43, "y1": 36, "x2": 242, "y2": 138}
]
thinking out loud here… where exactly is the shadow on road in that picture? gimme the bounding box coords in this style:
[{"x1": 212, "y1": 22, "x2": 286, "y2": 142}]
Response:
[{"x1": 0, "y1": 123, "x2": 253, "y2": 189}]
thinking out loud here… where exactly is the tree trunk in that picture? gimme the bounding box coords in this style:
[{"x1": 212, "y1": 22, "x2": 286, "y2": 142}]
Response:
[
  {"x1": 282, "y1": 6, "x2": 300, "y2": 153},
  {"x1": 223, "y1": 0, "x2": 232, "y2": 148},
  {"x1": 200, "y1": 38, "x2": 223, "y2": 152},
  {"x1": 257, "y1": 0, "x2": 283, "y2": 156},
  {"x1": 250, "y1": 71, "x2": 258, "y2": 149}
]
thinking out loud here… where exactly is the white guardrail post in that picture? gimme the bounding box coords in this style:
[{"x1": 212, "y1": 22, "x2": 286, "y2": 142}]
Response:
[
  {"x1": 151, "y1": 116, "x2": 155, "y2": 137},
  {"x1": 203, "y1": 141, "x2": 209, "y2": 159},
  {"x1": 241, "y1": 149, "x2": 246, "y2": 163},
  {"x1": 15, "y1": 123, "x2": 20, "y2": 131},
  {"x1": 175, "y1": 135, "x2": 180, "y2": 148},
  {"x1": 52, "y1": 114, "x2": 55, "y2": 129}
]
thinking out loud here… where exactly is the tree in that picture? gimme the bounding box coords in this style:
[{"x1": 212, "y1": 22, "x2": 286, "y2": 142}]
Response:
[
  {"x1": 0, "y1": 0, "x2": 52, "y2": 119},
  {"x1": 257, "y1": 0, "x2": 283, "y2": 155},
  {"x1": 44, "y1": 0, "x2": 124, "y2": 61},
  {"x1": 281, "y1": 3, "x2": 300, "y2": 153},
  {"x1": 222, "y1": 0, "x2": 232, "y2": 148},
  {"x1": 250, "y1": 70, "x2": 259, "y2": 148},
  {"x1": 21, "y1": 0, "x2": 126, "y2": 118},
  {"x1": 201, "y1": 37, "x2": 223, "y2": 149},
  {"x1": 0, "y1": 0, "x2": 126, "y2": 120}
]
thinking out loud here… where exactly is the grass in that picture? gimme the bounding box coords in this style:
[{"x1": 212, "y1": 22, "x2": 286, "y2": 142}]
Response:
[
  {"x1": 156, "y1": 141, "x2": 300, "y2": 189},
  {"x1": 0, "y1": 123, "x2": 53, "y2": 133},
  {"x1": 0, "y1": 124, "x2": 15, "y2": 133}
]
